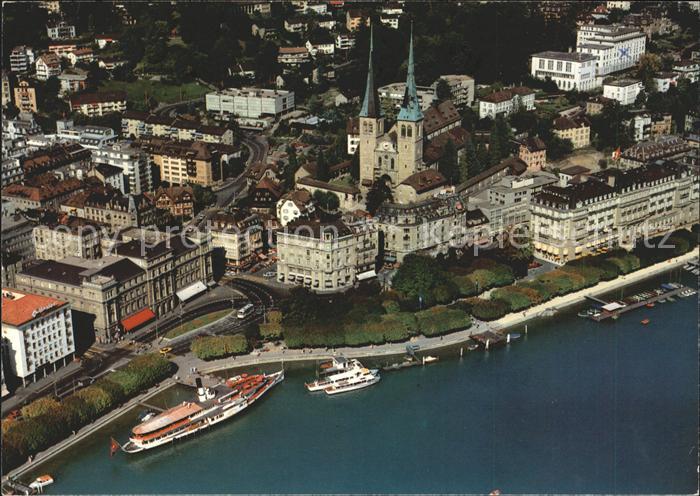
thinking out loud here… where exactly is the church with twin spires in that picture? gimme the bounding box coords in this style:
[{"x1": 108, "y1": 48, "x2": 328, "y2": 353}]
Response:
[{"x1": 357, "y1": 27, "x2": 433, "y2": 193}]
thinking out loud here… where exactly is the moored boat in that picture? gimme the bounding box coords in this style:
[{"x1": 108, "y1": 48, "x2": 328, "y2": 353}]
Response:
[
  {"x1": 324, "y1": 367, "x2": 380, "y2": 395},
  {"x1": 306, "y1": 357, "x2": 369, "y2": 392},
  {"x1": 29, "y1": 475, "x2": 54, "y2": 491},
  {"x1": 121, "y1": 371, "x2": 283, "y2": 454}
]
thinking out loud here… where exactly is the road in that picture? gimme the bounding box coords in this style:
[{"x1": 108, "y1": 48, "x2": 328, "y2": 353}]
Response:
[
  {"x1": 164, "y1": 278, "x2": 279, "y2": 356},
  {"x1": 213, "y1": 132, "x2": 269, "y2": 208},
  {"x1": 153, "y1": 96, "x2": 205, "y2": 117}
]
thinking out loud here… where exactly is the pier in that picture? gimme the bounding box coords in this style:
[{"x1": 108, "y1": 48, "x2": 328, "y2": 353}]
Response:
[{"x1": 590, "y1": 285, "x2": 691, "y2": 321}]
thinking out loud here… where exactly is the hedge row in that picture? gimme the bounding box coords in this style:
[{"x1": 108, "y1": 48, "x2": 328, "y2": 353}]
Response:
[
  {"x1": 2, "y1": 354, "x2": 173, "y2": 474},
  {"x1": 282, "y1": 307, "x2": 471, "y2": 348},
  {"x1": 485, "y1": 248, "x2": 659, "y2": 316},
  {"x1": 191, "y1": 334, "x2": 249, "y2": 361}
]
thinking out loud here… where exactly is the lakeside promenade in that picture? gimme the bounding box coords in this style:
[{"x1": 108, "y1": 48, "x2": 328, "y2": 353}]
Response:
[
  {"x1": 4, "y1": 249, "x2": 697, "y2": 483},
  {"x1": 4, "y1": 378, "x2": 177, "y2": 482},
  {"x1": 192, "y1": 249, "x2": 699, "y2": 375}
]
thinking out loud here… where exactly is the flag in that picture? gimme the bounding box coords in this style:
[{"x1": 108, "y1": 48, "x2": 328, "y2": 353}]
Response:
[
  {"x1": 612, "y1": 147, "x2": 621, "y2": 160},
  {"x1": 110, "y1": 437, "x2": 121, "y2": 457}
]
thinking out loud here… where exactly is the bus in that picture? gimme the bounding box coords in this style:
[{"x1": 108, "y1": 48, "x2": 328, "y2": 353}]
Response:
[{"x1": 237, "y1": 303, "x2": 255, "y2": 319}]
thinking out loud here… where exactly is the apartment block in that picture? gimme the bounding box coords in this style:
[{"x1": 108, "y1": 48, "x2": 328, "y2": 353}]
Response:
[
  {"x1": 478, "y1": 87, "x2": 535, "y2": 119},
  {"x1": 92, "y1": 141, "x2": 152, "y2": 194},
  {"x1": 205, "y1": 88, "x2": 295, "y2": 120},
  {"x1": 69, "y1": 91, "x2": 127, "y2": 116},
  {"x1": 13, "y1": 81, "x2": 38, "y2": 113},
  {"x1": 1, "y1": 289, "x2": 74, "y2": 386},
  {"x1": 209, "y1": 210, "x2": 264, "y2": 270},
  {"x1": 276, "y1": 216, "x2": 378, "y2": 292}
]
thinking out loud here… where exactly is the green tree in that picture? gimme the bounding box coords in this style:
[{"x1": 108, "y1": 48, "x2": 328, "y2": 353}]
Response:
[
  {"x1": 365, "y1": 177, "x2": 393, "y2": 215},
  {"x1": 459, "y1": 138, "x2": 472, "y2": 182},
  {"x1": 313, "y1": 190, "x2": 340, "y2": 211},
  {"x1": 488, "y1": 115, "x2": 512, "y2": 165},
  {"x1": 438, "y1": 138, "x2": 459, "y2": 184},
  {"x1": 391, "y1": 254, "x2": 457, "y2": 308},
  {"x1": 316, "y1": 149, "x2": 329, "y2": 181},
  {"x1": 192, "y1": 185, "x2": 216, "y2": 213},
  {"x1": 546, "y1": 136, "x2": 574, "y2": 161},
  {"x1": 285, "y1": 146, "x2": 300, "y2": 186},
  {"x1": 636, "y1": 53, "x2": 662, "y2": 91},
  {"x1": 435, "y1": 78, "x2": 452, "y2": 102}
]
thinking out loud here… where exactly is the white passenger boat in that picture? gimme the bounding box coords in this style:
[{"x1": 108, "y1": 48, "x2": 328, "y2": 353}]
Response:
[
  {"x1": 306, "y1": 357, "x2": 365, "y2": 392},
  {"x1": 324, "y1": 367, "x2": 380, "y2": 395}
]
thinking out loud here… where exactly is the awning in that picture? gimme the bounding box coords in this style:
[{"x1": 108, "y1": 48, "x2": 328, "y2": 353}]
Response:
[
  {"x1": 121, "y1": 308, "x2": 156, "y2": 332},
  {"x1": 176, "y1": 281, "x2": 208, "y2": 302},
  {"x1": 602, "y1": 302, "x2": 625, "y2": 312},
  {"x1": 357, "y1": 269, "x2": 377, "y2": 281}
]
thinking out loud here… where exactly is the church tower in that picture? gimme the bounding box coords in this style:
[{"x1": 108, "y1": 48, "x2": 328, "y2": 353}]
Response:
[
  {"x1": 396, "y1": 26, "x2": 424, "y2": 184},
  {"x1": 358, "y1": 26, "x2": 384, "y2": 188}
]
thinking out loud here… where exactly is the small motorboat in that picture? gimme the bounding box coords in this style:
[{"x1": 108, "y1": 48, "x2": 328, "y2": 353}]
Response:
[
  {"x1": 139, "y1": 411, "x2": 156, "y2": 423},
  {"x1": 666, "y1": 296, "x2": 676, "y2": 302},
  {"x1": 507, "y1": 333, "x2": 522, "y2": 342},
  {"x1": 641, "y1": 319, "x2": 650, "y2": 325},
  {"x1": 467, "y1": 343, "x2": 479, "y2": 351},
  {"x1": 422, "y1": 356, "x2": 439, "y2": 364},
  {"x1": 29, "y1": 475, "x2": 54, "y2": 491},
  {"x1": 645, "y1": 302, "x2": 655, "y2": 308}
]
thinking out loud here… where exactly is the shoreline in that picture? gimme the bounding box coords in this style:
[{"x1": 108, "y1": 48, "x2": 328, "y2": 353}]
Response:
[
  {"x1": 5, "y1": 249, "x2": 697, "y2": 483},
  {"x1": 4, "y1": 379, "x2": 177, "y2": 482},
  {"x1": 197, "y1": 249, "x2": 699, "y2": 375}
]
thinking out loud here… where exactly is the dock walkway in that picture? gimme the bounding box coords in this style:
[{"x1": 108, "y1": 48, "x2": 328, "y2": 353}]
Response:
[{"x1": 591, "y1": 285, "x2": 690, "y2": 321}]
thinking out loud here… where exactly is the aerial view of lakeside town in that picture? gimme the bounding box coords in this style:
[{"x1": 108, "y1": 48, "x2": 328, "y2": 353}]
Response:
[{"x1": 1, "y1": 0, "x2": 699, "y2": 494}]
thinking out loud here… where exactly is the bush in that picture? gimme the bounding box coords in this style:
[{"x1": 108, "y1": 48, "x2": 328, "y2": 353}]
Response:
[
  {"x1": 491, "y1": 286, "x2": 538, "y2": 311},
  {"x1": 0, "y1": 353, "x2": 174, "y2": 474},
  {"x1": 452, "y1": 275, "x2": 477, "y2": 297},
  {"x1": 21, "y1": 397, "x2": 61, "y2": 419},
  {"x1": 416, "y1": 307, "x2": 471, "y2": 336},
  {"x1": 191, "y1": 335, "x2": 250, "y2": 360},
  {"x1": 468, "y1": 298, "x2": 510, "y2": 321}
]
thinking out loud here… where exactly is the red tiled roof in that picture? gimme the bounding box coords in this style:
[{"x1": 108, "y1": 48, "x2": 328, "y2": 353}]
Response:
[
  {"x1": 1, "y1": 289, "x2": 67, "y2": 327},
  {"x1": 121, "y1": 307, "x2": 156, "y2": 332},
  {"x1": 70, "y1": 91, "x2": 126, "y2": 106}
]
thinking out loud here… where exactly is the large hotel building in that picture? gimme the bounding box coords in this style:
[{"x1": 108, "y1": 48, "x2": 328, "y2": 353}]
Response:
[{"x1": 531, "y1": 161, "x2": 699, "y2": 264}]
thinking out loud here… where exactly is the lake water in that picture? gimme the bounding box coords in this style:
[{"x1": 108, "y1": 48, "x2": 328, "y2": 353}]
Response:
[{"x1": 27, "y1": 270, "x2": 698, "y2": 494}]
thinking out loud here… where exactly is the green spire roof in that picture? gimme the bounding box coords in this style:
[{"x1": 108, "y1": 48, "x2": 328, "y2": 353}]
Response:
[
  {"x1": 398, "y1": 24, "x2": 423, "y2": 122},
  {"x1": 359, "y1": 26, "x2": 381, "y2": 118}
]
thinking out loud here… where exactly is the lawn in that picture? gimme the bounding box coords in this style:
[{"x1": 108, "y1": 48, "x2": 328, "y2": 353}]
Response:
[
  {"x1": 164, "y1": 309, "x2": 232, "y2": 339},
  {"x1": 99, "y1": 79, "x2": 210, "y2": 106}
]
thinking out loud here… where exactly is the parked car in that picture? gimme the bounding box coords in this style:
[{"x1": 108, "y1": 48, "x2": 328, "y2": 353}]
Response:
[{"x1": 263, "y1": 271, "x2": 276, "y2": 278}]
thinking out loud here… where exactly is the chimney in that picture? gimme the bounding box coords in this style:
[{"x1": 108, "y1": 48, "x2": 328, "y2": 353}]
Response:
[{"x1": 607, "y1": 175, "x2": 616, "y2": 188}]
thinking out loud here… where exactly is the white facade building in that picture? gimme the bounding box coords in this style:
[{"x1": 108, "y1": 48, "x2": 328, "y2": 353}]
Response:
[
  {"x1": 478, "y1": 87, "x2": 536, "y2": 119},
  {"x1": 530, "y1": 51, "x2": 598, "y2": 91},
  {"x1": 35, "y1": 53, "x2": 62, "y2": 81},
  {"x1": 276, "y1": 217, "x2": 378, "y2": 293},
  {"x1": 92, "y1": 141, "x2": 152, "y2": 194},
  {"x1": 603, "y1": 79, "x2": 643, "y2": 105},
  {"x1": 10, "y1": 46, "x2": 35, "y2": 73},
  {"x1": 46, "y1": 21, "x2": 76, "y2": 40},
  {"x1": 576, "y1": 24, "x2": 646, "y2": 77},
  {"x1": 531, "y1": 162, "x2": 698, "y2": 264},
  {"x1": 652, "y1": 72, "x2": 679, "y2": 93},
  {"x1": 378, "y1": 82, "x2": 436, "y2": 111},
  {"x1": 205, "y1": 88, "x2": 295, "y2": 119},
  {"x1": 1, "y1": 288, "x2": 75, "y2": 386},
  {"x1": 434, "y1": 74, "x2": 475, "y2": 108}
]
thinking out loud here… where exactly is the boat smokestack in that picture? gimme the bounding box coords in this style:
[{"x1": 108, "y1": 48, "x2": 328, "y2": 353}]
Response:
[{"x1": 196, "y1": 378, "x2": 207, "y2": 402}]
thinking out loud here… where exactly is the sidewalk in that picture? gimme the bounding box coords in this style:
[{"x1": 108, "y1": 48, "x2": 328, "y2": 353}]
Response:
[
  {"x1": 4, "y1": 378, "x2": 178, "y2": 481},
  {"x1": 1, "y1": 361, "x2": 83, "y2": 415},
  {"x1": 195, "y1": 249, "x2": 698, "y2": 375}
]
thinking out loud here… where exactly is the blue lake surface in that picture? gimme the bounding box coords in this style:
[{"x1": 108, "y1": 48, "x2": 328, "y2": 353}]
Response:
[{"x1": 31, "y1": 270, "x2": 698, "y2": 494}]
